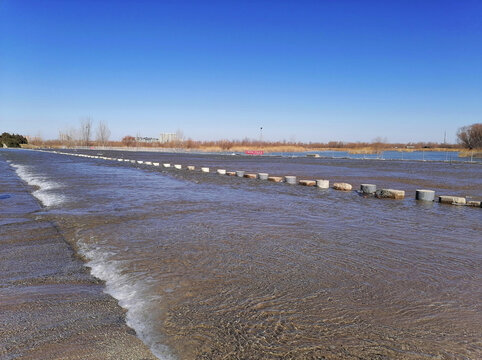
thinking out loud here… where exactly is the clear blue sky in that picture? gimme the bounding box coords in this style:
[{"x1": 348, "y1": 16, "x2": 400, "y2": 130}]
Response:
[{"x1": 1, "y1": 0, "x2": 481, "y2": 143}]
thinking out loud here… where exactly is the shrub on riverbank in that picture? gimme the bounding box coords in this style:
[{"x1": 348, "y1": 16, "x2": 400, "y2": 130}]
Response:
[
  {"x1": 0, "y1": 132, "x2": 28, "y2": 148},
  {"x1": 457, "y1": 123, "x2": 482, "y2": 150}
]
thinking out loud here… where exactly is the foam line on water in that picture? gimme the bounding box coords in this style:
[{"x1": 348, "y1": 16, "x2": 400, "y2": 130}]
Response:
[
  {"x1": 79, "y1": 241, "x2": 175, "y2": 360},
  {"x1": 10, "y1": 163, "x2": 66, "y2": 207}
]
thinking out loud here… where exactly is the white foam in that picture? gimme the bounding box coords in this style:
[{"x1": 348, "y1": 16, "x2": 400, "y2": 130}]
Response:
[
  {"x1": 10, "y1": 163, "x2": 66, "y2": 207},
  {"x1": 79, "y1": 242, "x2": 174, "y2": 360}
]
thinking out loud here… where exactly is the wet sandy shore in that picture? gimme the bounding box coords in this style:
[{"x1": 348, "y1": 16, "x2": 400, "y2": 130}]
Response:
[{"x1": 0, "y1": 159, "x2": 156, "y2": 360}]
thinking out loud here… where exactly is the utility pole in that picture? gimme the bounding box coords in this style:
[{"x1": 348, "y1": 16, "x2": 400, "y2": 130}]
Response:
[
  {"x1": 259, "y1": 127, "x2": 263, "y2": 142},
  {"x1": 444, "y1": 131, "x2": 447, "y2": 144}
]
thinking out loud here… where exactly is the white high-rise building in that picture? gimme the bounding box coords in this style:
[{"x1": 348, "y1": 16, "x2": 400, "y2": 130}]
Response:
[{"x1": 159, "y1": 133, "x2": 179, "y2": 143}]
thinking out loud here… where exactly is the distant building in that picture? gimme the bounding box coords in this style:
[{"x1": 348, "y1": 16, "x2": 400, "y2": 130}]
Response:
[
  {"x1": 159, "y1": 133, "x2": 179, "y2": 143},
  {"x1": 136, "y1": 136, "x2": 158, "y2": 143}
]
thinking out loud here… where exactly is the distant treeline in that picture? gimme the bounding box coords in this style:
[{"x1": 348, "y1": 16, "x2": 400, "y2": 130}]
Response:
[
  {"x1": 32, "y1": 137, "x2": 462, "y2": 153},
  {"x1": 1, "y1": 132, "x2": 28, "y2": 148},
  {"x1": 27, "y1": 122, "x2": 480, "y2": 153}
]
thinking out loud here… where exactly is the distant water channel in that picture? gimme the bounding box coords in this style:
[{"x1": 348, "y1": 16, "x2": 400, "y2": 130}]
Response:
[
  {"x1": 273, "y1": 150, "x2": 479, "y2": 162},
  {"x1": 2, "y1": 148, "x2": 481, "y2": 359}
]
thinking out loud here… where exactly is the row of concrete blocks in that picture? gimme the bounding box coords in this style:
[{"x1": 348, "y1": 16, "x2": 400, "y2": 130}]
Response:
[
  {"x1": 156, "y1": 165, "x2": 481, "y2": 207},
  {"x1": 360, "y1": 185, "x2": 480, "y2": 207},
  {"x1": 43, "y1": 152, "x2": 481, "y2": 208}
]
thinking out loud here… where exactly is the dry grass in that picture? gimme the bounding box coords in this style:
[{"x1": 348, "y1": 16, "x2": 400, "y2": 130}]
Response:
[
  {"x1": 28, "y1": 138, "x2": 466, "y2": 154},
  {"x1": 345, "y1": 147, "x2": 382, "y2": 154},
  {"x1": 184, "y1": 144, "x2": 463, "y2": 154},
  {"x1": 231, "y1": 145, "x2": 310, "y2": 153},
  {"x1": 458, "y1": 150, "x2": 482, "y2": 158},
  {"x1": 20, "y1": 143, "x2": 41, "y2": 149}
]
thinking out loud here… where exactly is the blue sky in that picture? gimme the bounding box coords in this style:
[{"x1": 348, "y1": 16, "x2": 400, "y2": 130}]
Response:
[{"x1": 1, "y1": 0, "x2": 481, "y2": 143}]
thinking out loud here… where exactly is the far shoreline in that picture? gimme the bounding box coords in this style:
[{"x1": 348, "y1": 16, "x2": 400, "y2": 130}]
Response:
[
  {"x1": 21, "y1": 143, "x2": 466, "y2": 153},
  {"x1": 20, "y1": 144, "x2": 482, "y2": 159}
]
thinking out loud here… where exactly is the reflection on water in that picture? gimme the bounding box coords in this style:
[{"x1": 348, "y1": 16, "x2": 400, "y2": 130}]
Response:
[{"x1": 2, "y1": 149, "x2": 481, "y2": 359}]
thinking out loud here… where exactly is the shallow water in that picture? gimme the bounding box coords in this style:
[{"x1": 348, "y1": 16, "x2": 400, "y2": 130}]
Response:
[
  {"x1": 1, "y1": 149, "x2": 481, "y2": 359},
  {"x1": 273, "y1": 150, "x2": 479, "y2": 162},
  {"x1": 0, "y1": 152, "x2": 157, "y2": 360}
]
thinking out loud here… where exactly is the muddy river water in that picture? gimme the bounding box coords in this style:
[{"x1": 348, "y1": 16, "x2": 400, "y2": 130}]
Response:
[{"x1": 1, "y1": 149, "x2": 481, "y2": 359}]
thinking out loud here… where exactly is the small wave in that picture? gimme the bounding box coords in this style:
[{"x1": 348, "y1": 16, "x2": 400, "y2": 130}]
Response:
[
  {"x1": 10, "y1": 163, "x2": 66, "y2": 207},
  {"x1": 79, "y1": 241, "x2": 175, "y2": 360}
]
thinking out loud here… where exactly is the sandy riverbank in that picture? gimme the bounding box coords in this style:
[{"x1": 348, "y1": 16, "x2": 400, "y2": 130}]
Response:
[{"x1": 0, "y1": 159, "x2": 157, "y2": 360}]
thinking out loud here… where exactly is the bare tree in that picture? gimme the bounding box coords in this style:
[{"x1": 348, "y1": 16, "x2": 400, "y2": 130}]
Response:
[
  {"x1": 58, "y1": 129, "x2": 68, "y2": 146},
  {"x1": 68, "y1": 127, "x2": 79, "y2": 147},
  {"x1": 122, "y1": 135, "x2": 136, "y2": 147},
  {"x1": 80, "y1": 117, "x2": 93, "y2": 146},
  {"x1": 29, "y1": 131, "x2": 44, "y2": 146},
  {"x1": 96, "y1": 121, "x2": 111, "y2": 146},
  {"x1": 59, "y1": 127, "x2": 79, "y2": 148},
  {"x1": 371, "y1": 137, "x2": 388, "y2": 155},
  {"x1": 175, "y1": 128, "x2": 185, "y2": 142},
  {"x1": 457, "y1": 123, "x2": 482, "y2": 149}
]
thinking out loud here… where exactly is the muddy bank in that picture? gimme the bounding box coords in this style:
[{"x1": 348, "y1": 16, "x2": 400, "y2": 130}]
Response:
[{"x1": 0, "y1": 158, "x2": 156, "y2": 360}]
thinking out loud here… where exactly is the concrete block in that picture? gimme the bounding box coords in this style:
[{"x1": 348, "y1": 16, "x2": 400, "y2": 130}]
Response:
[
  {"x1": 201, "y1": 167, "x2": 209, "y2": 173},
  {"x1": 299, "y1": 180, "x2": 316, "y2": 186},
  {"x1": 316, "y1": 179, "x2": 329, "y2": 189},
  {"x1": 130, "y1": 160, "x2": 136, "y2": 163},
  {"x1": 284, "y1": 176, "x2": 297, "y2": 184},
  {"x1": 153, "y1": 162, "x2": 160, "y2": 166},
  {"x1": 174, "y1": 164, "x2": 182, "y2": 169},
  {"x1": 439, "y1": 196, "x2": 466, "y2": 205},
  {"x1": 333, "y1": 182, "x2": 352, "y2": 191},
  {"x1": 376, "y1": 189, "x2": 405, "y2": 199},
  {"x1": 187, "y1": 165, "x2": 195, "y2": 170},
  {"x1": 137, "y1": 160, "x2": 144, "y2": 164},
  {"x1": 416, "y1": 189, "x2": 435, "y2": 201},
  {"x1": 236, "y1": 171, "x2": 245, "y2": 177},
  {"x1": 258, "y1": 173, "x2": 269, "y2": 180},
  {"x1": 360, "y1": 184, "x2": 377, "y2": 194},
  {"x1": 163, "y1": 163, "x2": 171, "y2": 168},
  {"x1": 145, "y1": 161, "x2": 152, "y2": 165},
  {"x1": 467, "y1": 200, "x2": 481, "y2": 207},
  {"x1": 217, "y1": 169, "x2": 226, "y2": 175}
]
